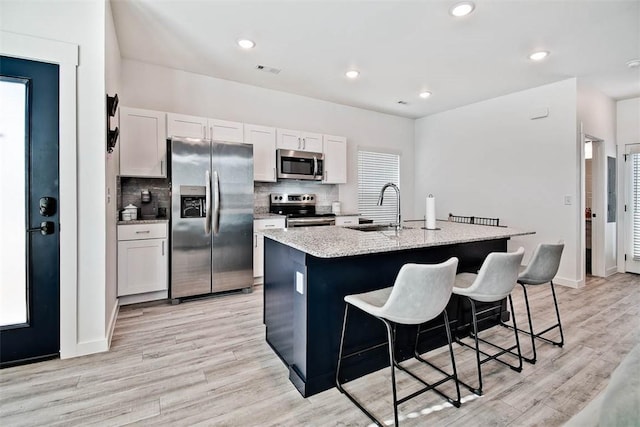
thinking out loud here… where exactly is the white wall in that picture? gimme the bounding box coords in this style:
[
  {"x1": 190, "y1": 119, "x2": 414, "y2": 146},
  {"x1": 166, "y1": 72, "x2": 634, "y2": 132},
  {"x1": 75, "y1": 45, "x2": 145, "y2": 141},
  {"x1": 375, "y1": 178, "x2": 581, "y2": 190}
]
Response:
[
  {"x1": 105, "y1": 0, "x2": 121, "y2": 339},
  {"x1": 577, "y1": 83, "x2": 617, "y2": 277},
  {"x1": 1, "y1": 0, "x2": 109, "y2": 356},
  {"x1": 617, "y1": 97, "x2": 640, "y2": 271},
  {"x1": 120, "y1": 59, "x2": 415, "y2": 216},
  {"x1": 414, "y1": 79, "x2": 581, "y2": 286}
]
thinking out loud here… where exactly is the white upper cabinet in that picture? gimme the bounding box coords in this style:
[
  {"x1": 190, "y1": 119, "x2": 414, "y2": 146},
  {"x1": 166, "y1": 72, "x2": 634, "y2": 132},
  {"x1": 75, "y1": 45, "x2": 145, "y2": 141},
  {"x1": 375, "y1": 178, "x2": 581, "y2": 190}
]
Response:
[
  {"x1": 210, "y1": 119, "x2": 244, "y2": 143},
  {"x1": 245, "y1": 124, "x2": 276, "y2": 182},
  {"x1": 322, "y1": 134, "x2": 347, "y2": 184},
  {"x1": 166, "y1": 113, "x2": 207, "y2": 139},
  {"x1": 276, "y1": 128, "x2": 323, "y2": 153},
  {"x1": 119, "y1": 107, "x2": 167, "y2": 177},
  {"x1": 167, "y1": 113, "x2": 243, "y2": 142}
]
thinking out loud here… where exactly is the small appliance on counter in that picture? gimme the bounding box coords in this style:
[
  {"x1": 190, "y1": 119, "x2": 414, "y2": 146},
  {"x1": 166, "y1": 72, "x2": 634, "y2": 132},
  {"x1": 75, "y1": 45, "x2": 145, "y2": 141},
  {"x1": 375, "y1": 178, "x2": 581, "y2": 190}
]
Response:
[{"x1": 121, "y1": 204, "x2": 138, "y2": 221}]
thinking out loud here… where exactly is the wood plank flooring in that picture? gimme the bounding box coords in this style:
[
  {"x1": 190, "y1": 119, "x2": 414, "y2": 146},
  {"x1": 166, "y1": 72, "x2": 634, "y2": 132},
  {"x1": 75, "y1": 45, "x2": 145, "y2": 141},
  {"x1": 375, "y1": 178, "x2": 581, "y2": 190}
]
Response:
[{"x1": 1, "y1": 273, "x2": 638, "y2": 426}]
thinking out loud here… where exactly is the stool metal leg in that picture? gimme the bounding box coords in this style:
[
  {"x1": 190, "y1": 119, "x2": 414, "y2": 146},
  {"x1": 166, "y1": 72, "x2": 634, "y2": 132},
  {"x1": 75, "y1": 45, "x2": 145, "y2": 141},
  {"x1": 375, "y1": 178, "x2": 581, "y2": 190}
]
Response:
[
  {"x1": 382, "y1": 319, "x2": 400, "y2": 427},
  {"x1": 336, "y1": 304, "x2": 386, "y2": 427},
  {"x1": 455, "y1": 296, "x2": 523, "y2": 396},
  {"x1": 503, "y1": 280, "x2": 565, "y2": 364},
  {"x1": 337, "y1": 303, "x2": 464, "y2": 426}
]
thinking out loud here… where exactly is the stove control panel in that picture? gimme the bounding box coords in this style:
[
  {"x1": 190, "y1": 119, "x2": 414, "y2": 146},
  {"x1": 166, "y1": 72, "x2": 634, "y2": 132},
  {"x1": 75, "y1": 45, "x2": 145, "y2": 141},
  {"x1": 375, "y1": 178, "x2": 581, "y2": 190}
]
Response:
[{"x1": 270, "y1": 193, "x2": 316, "y2": 205}]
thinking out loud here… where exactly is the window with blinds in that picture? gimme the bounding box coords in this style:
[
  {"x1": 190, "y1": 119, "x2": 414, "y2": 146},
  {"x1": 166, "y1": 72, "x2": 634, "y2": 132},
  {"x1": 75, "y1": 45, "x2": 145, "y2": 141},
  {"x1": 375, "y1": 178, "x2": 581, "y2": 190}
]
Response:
[
  {"x1": 358, "y1": 150, "x2": 400, "y2": 224},
  {"x1": 632, "y1": 152, "x2": 640, "y2": 260}
]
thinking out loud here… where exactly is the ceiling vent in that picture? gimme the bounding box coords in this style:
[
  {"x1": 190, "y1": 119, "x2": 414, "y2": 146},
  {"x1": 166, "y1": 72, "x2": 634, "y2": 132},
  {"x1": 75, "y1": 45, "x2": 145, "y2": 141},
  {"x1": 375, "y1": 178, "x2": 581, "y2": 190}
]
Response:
[{"x1": 255, "y1": 64, "x2": 281, "y2": 75}]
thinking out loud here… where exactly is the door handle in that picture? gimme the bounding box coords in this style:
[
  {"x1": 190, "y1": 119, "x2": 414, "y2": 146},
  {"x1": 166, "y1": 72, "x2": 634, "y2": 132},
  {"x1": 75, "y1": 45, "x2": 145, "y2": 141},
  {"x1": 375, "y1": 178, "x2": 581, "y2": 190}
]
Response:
[
  {"x1": 302, "y1": 138, "x2": 306, "y2": 150},
  {"x1": 27, "y1": 221, "x2": 54, "y2": 236},
  {"x1": 205, "y1": 170, "x2": 212, "y2": 235},
  {"x1": 212, "y1": 171, "x2": 220, "y2": 235}
]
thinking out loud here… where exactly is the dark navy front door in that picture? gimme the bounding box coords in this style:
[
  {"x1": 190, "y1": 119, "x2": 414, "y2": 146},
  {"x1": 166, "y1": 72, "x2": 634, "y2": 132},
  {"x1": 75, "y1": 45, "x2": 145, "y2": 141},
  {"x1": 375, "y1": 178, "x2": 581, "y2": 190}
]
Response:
[{"x1": 0, "y1": 56, "x2": 60, "y2": 367}]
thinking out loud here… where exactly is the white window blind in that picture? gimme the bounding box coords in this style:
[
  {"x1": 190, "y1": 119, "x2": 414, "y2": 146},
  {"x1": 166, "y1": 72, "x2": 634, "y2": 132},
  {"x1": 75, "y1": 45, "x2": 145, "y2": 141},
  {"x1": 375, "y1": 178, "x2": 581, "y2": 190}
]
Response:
[
  {"x1": 358, "y1": 150, "x2": 400, "y2": 224},
  {"x1": 633, "y1": 152, "x2": 640, "y2": 260}
]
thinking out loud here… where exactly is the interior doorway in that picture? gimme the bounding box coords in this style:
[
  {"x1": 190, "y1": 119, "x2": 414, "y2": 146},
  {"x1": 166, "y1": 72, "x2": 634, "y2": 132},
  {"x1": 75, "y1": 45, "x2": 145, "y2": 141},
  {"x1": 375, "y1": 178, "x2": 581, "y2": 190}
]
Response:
[{"x1": 583, "y1": 134, "x2": 604, "y2": 278}]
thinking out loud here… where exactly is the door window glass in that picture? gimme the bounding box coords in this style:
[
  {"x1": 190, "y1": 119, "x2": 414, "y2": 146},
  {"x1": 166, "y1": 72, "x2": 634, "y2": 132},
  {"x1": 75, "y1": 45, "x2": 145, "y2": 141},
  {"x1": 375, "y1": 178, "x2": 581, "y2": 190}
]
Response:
[{"x1": 0, "y1": 78, "x2": 28, "y2": 326}]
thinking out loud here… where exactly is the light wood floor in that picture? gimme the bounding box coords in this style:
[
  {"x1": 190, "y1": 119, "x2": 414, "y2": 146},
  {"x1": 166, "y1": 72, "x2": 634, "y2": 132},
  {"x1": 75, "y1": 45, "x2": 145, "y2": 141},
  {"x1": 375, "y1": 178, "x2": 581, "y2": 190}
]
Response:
[{"x1": 1, "y1": 273, "x2": 638, "y2": 426}]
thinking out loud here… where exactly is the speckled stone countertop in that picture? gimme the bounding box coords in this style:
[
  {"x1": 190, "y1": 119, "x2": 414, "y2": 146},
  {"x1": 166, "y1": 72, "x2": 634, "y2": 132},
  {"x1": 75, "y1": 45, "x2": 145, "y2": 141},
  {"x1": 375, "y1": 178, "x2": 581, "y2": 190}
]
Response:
[
  {"x1": 261, "y1": 220, "x2": 535, "y2": 258},
  {"x1": 254, "y1": 213, "x2": 287, "y2": 220},
  {"x1": 117, "y1": 219, "x2": 169, "y2": 225}
]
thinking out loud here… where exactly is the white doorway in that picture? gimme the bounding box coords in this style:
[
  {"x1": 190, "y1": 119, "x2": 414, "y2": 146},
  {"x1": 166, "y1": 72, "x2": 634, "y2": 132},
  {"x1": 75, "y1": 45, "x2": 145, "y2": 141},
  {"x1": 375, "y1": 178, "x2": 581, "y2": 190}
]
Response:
[
  {"x1": 583, "y1": 134, "x2": 608, "y2": 278},
  {"x1": 625, "y1": 144, "x2": 640, "y2": 273}
]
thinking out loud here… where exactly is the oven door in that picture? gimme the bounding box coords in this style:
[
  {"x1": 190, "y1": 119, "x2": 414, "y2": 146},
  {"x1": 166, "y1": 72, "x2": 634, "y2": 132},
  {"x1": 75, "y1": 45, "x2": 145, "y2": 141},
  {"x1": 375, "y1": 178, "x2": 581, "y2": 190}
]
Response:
[
  {"x1": 277, "y1": 149, "x2": 323, "y2": 181},
  {"x1": 286, "y1": 217, "x2": 335, "y2": 227}
]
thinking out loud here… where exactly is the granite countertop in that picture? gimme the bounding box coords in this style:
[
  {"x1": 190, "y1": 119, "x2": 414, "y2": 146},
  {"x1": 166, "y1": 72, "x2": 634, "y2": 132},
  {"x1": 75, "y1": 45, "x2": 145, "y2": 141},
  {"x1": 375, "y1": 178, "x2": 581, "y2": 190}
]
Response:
[
  {"x1": 117, "y1": 219, "x2": 169, "y2": 225},
  {"x1": 261, "y1": 219, "x2": 535, "y2": 258},
  {"x1": 254, "y1": 213, "x2": 287, "y2": 220}
]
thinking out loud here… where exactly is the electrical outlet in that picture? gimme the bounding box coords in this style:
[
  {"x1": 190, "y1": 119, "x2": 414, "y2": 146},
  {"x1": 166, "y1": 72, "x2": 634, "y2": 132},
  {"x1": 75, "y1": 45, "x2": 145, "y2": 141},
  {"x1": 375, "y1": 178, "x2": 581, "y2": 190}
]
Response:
[{"x1": 564, "y1": 195, "x2": 572, "y2": 205}]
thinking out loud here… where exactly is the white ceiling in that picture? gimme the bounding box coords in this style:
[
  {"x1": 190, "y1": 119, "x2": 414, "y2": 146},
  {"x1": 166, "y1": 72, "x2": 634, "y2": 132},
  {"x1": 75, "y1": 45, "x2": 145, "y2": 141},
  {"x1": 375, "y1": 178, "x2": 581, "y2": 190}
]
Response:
[{"x1": 111, "y1": 0, "x2": 640, "y2": 119}]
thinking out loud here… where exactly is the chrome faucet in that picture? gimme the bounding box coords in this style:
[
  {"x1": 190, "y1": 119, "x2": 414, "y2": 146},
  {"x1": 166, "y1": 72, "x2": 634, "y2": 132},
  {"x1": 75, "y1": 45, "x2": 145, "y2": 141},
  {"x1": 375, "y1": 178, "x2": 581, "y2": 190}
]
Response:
[{"x1": 377, "y1": 182, "x2": 401, "y2": 230}]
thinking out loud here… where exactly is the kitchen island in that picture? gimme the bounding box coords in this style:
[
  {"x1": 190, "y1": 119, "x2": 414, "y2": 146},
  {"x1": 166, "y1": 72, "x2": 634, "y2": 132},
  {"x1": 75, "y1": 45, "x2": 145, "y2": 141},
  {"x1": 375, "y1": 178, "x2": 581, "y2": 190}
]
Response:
[{"x1": 262, "y1": 220, "x2": 534, "y2": 397}]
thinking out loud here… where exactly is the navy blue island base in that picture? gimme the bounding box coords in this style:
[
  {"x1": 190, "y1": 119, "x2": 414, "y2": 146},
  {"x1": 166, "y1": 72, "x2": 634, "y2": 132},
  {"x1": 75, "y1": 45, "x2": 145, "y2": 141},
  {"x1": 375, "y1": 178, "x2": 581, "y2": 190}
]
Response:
[{"x1": 263, "y1": 235, "x2": 511, "y2": 398}]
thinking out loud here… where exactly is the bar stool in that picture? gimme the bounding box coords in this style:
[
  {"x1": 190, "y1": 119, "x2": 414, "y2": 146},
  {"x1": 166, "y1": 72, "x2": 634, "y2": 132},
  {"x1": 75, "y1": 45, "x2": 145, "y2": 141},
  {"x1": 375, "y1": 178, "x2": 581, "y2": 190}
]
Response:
[
  {"x1": 509, "y1": 242, "x2": 565, "y2": 364},
  {"x1": 452, "y1": 247, "x2": 525, "y2": 396},
  {"x1": 335, "y1": 258, "x2": 460, "y2": 426}
]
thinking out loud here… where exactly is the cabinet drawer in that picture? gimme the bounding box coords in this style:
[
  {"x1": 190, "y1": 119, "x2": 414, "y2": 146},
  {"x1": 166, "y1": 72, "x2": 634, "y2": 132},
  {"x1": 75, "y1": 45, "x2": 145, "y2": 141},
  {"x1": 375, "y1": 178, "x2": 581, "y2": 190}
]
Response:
[
  {"x1": 254, "y1": 218, "x2": 286, "y2": 232},
  {"x1": 335, "y1": 216, "x2": 359, "y2": 226},
  {"x1": 118, "y1": 223, "x2": 167, "y2": 241}
]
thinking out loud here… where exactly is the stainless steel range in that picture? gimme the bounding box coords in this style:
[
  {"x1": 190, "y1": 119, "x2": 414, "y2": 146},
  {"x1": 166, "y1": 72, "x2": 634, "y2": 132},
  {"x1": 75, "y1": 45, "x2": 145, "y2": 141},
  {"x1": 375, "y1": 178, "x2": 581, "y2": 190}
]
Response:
[{"x1": 269, "y1": 193, "x2": 335, "y2": 227}]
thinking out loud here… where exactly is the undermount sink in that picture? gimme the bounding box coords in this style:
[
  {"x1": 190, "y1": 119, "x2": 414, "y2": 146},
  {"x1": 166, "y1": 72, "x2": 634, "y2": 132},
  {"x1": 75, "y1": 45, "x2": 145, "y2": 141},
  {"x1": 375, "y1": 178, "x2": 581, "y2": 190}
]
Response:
[{"x1": 346, "y1": 224, "x2": 412, "y2": 232}]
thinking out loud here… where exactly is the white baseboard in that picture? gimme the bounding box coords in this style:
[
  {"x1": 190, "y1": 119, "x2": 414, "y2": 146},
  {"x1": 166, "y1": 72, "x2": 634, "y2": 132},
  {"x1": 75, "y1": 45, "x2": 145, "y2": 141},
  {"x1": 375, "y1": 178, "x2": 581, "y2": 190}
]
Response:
[
  {"x1": 605, "y1": 266, "x2": 618, "y2": 277},
  {"x1": 62, "y1": 338, "x2": 110, "y2": 359},
  {"x1": 554, "y1": 276, "x2": 584, "y2": 289},
  {"x1": 106, "y1": 301, "x2": 119, "y2": 350},
  {"x1": 118, "y1": 290, "x2": 168, "y2": 306}
]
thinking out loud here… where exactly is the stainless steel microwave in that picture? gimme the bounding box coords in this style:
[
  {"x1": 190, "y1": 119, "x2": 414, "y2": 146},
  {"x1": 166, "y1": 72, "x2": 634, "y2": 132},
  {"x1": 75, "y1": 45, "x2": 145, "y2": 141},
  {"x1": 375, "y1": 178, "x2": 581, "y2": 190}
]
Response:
[{"x1": 276, "y1": 149, "x2": 324, "y2": 181}]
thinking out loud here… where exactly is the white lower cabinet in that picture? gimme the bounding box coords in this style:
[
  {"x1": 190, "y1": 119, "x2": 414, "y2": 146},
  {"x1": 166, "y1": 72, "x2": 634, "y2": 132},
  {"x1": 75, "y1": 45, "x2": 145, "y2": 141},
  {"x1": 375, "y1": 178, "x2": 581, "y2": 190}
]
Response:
[
  {"x1": 335, "y1": 216, "x2": 359, "y2": 226},
  {"x1": 117, "y1": 223, "x2": 168, "y2": 300},
  {"x1": 254, "y1": 218, "x2": 286, "y2": 280}
]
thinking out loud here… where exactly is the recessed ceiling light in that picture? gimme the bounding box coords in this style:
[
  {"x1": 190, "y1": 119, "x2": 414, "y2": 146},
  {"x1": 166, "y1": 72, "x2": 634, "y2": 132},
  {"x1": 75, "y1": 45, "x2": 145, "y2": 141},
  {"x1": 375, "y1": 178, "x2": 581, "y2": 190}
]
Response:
[
  {"x1": 345, "y1": 70, "x2": 360, "y2": 79},
  {"x1": 419, "y1": 91, "x2": 432, "y2": 99},
  {"x1": 529, "y1": 50, "x2": 549, "y2": 61},
  {"x1": 627, "y1": 59, "x2": 640, "y2": 68},
  {"x1": 450, "y1": 1, "x2": 475, "y2": 17},
  {"x1": 237, "y1": 39, "x2": 255, "y2": 49}
]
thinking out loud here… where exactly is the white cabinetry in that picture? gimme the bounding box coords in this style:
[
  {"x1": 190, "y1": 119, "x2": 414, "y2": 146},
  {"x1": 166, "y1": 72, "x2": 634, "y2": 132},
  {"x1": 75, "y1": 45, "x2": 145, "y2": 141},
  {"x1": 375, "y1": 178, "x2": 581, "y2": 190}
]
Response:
[
  {"x1": 254, "y1": 217, "x2": 286, "y2": 280},
  {"x1": 117, "y1": 223, "x2": 168, "y2": 301},
  {"x1": 276, "y1": 128, "x2": 323, "y2": 153},
  {"x1": 322, "y1": 134, "x2": 347, "y2": 184},
  {"x1": 119, "y1": 107, "x2": 167, "y2": 177},
  {"x1": 245, "y1": 124, "x2": 277, "y2": 182},
  {"x1": 167, "y1": 113, "x2": 244, "y2": 142},
  {"x1": 335, "y1": 216, "x2": 359, "y2": 226}
]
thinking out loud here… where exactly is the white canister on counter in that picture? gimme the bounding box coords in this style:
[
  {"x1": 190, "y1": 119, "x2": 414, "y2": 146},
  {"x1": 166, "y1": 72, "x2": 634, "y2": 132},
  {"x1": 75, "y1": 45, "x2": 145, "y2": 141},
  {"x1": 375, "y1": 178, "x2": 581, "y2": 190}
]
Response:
[
  {"x1": 123, "y1": 204, "x2": 138, "y2": 221},
  {"x1": 331, "y1": 201, "x2": 342, "y2": 214}
]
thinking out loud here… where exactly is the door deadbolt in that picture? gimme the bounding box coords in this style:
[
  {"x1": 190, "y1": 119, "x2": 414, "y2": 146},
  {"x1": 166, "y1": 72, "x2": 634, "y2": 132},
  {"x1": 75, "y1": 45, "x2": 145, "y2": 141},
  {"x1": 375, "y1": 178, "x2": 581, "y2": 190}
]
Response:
[
  {"x1": 39, "y1": 197, "x2": 57, "y2": 217},
  {"x1": 27, "y1": 221, "x2": 54, "y2": 236}
]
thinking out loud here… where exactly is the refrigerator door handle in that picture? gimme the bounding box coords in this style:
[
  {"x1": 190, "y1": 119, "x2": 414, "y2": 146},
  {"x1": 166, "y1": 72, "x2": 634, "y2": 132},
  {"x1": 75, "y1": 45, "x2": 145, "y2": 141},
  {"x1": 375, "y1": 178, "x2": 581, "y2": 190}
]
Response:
[
  {"x1": 205, "y1": 170, "x2": 212, "y2": 235},
  {"x1": 212, "y1": 170, "x2": 221, "y2": 235}
]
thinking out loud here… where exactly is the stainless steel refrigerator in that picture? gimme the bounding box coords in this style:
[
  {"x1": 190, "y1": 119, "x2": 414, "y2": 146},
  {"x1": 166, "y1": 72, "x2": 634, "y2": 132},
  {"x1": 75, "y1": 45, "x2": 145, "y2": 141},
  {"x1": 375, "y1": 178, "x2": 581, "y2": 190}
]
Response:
[{"x1": 170, "y1": 137, "x2": 254, "y2": 300}]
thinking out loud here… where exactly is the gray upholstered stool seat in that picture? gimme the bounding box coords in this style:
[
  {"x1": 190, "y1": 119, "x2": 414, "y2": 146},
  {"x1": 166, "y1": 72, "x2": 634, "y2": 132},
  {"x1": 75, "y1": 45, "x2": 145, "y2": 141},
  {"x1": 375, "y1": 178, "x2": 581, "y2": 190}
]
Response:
[
  {"x1": 452, "y1": 247, "x2": 525, "y2": 396},
  {"x1": 336, "y1": 258, "x2": 460, "y2": 426},
  {"x1": 505, "y1": 242, "x2": 565, "y2": 364}
]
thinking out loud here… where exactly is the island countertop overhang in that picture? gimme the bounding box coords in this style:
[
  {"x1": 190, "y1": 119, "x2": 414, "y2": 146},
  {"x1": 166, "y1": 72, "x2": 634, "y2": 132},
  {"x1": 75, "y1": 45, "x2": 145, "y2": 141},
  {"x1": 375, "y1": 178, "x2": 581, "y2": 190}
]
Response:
[{"x1": 261, "y1": 220, "x2": 535, "y2": 258}]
